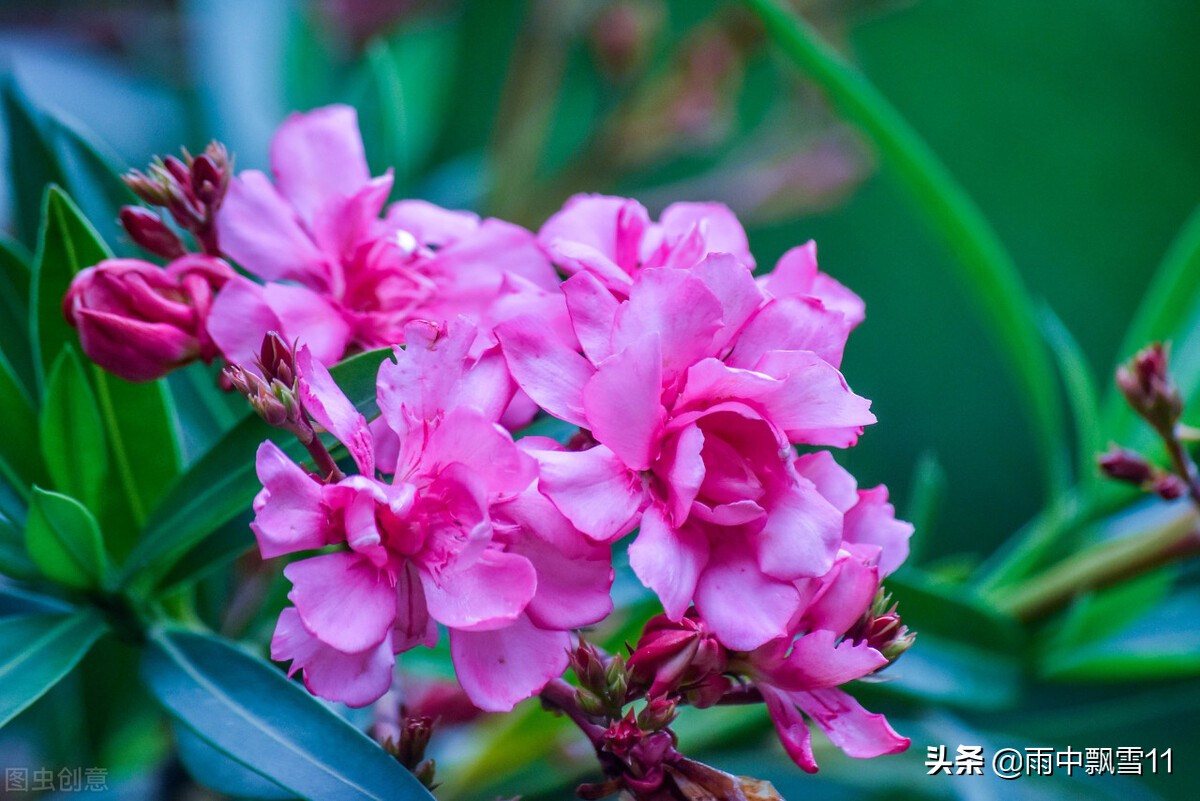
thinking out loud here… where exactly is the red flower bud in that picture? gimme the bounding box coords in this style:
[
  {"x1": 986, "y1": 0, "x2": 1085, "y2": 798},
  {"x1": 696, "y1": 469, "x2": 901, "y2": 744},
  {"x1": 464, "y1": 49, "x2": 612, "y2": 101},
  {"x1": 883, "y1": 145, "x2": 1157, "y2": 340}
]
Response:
[
  {"x1": 1117, "y1": 343, "x2": 1183, "y2": 432},
  {"x1": 1098, "y1": 446, "x2": 1154, "y2": 486},
  {"x1": 63, "y1": 255, "x2": 234, "y2": 381},
  {"x1": 119, "y1": 206, "x2": 187, "y2": 259}
]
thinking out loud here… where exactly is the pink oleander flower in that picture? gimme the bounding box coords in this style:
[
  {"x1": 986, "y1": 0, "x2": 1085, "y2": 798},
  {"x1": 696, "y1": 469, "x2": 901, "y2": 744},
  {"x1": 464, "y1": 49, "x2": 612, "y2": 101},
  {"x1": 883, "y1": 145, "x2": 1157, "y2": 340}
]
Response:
[
  {"x1": 254, "y1": 321, "x2": 612, "y2": 711},
  {"x1": 63, "y1": 255, "x2": 233, "y2": 382},
  {"x1": 735, "y1": 543, "x2": 911, "y2": 773},
  {"x1": 208, "y1": 104, "x2": 565, "y2": 369},
  {"x1": 497, "y1": 228, "x2": 876, "y2": 650}
]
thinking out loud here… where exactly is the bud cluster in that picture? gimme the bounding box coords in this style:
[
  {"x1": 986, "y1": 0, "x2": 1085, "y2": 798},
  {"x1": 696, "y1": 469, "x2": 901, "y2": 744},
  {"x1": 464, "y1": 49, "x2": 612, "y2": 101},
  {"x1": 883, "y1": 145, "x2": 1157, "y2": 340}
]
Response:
[
  {"x1": 121, "y1": 142, "x2": 231, "y2": 257},
  {"x1": 846, "y1": 590, "x2": 916, "y2": 664},
  {"x1": 1103, "y1": 343, "x2": 1199, "y2": 506},
  {"x1": 381, "y1": 715, "x2": 437, "y2": 790}
]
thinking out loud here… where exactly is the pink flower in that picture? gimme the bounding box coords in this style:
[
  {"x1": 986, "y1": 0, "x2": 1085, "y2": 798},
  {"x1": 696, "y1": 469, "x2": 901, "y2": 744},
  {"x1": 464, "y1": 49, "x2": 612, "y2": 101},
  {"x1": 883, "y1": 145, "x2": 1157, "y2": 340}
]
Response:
[
  {"x1": 736, "y1": 544, "x2": 911, "y2": 773},
  {"x1": 538, "y1": 193, "x2": 754, "y2": 294},
  {"x1": 255, "y1": 321, "x2": 612, "y2": 711},
  {"x1": 498, "y1": 238, "x2": 875, "y2": 650},
  {"x1": 63, "y1": 255, "x2": 233, "y2": 381},
  {"x1": 208, "y1": 105, "x2": 564, "y2": 368}
]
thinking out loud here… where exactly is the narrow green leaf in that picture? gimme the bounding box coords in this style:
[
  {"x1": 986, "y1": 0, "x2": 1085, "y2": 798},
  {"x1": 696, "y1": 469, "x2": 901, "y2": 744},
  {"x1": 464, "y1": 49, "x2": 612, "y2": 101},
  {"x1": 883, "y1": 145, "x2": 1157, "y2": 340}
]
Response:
[
  {"x1": 121, "y1": 347, "x2": 392, "y2": 589},
  {"x1": 40, "y1": 347, "x2": 108, "y2": 513},
  {"x1": 43, "y1": 113, "x2": 136, "y2": 252},
  {"x1": 30, "y1": 186, "x2": 110, "y2": 393},
  {"x1": 26, "y1": 487, "x2": 110, "y2": 590},
  {"x1": 0, "y1": 346, "x2": 44, "y2": 500},
  {"x1": 1, "y1": 78, "x2": 65, "y2": 246},
  {"x1": 155, "y1": 512, "x2": 255, "y2": 594},
  {"x1": 142, "y1": 628, "x2": 435, "y2": 801},
  {"x1": 91, "y1": 369, "x2": 181, "y2": 554},
  {"x1": 0, "y1": 583, "x2": 74, "y2": 617},
  {"x1": 0, "y1": 507, "x2": 38, "y2": 580},
  {"x1": 175, "y1": 723, "x2": 296, "y2": 800},
  {"x1": 0, "y1": 611, "x2": 105, "y2": 729},
  {"x1": 1039, "y1": 304, "x2": 1103, "y2": 486},
  {"x1": 0, "y1": 238, "x2": 35, "y2": 392},
  {"x1": 743, "y1": 0, "x2": 1069, "y2": 496},
  {"x1": 902, "y1": 451, "x2": 944, "y2": 565}
]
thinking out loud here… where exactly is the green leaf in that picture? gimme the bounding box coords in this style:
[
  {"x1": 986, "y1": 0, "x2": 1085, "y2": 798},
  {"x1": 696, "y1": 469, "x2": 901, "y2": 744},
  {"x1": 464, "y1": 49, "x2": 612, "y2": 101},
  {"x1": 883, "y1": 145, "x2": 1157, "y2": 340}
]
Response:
[
  {"x1": 1039, "y1": 304, "x2": 1103, "y2": 486},
  {"x1": 0, "y1": 611, "x2": 105, "y2": 729},
  {"x1": 90, "y1": 370, "x2": 181, "y2": 555},
  {"x1": 0, "y1": 506, "x2": 38, "y2": 580},
  {"x1": 743, "y1": 0, "x2": 1069, "y2": 496},
  {"x1": 0, "y1": 583, "x2": 74, "y2": 617},
  {"x1": 40, "y1": 347, "x2": 108, "y2": 513},
  {"x1": 41, "y1": 113, "x2": 136, "y2": 252},
  {"x1": 176, "y1": 723, "x2": 297, "y2": 800},
  {"x1": 1, "y1": 78, "x2": 64, "y2": 247},
  {"x1": 30, "y1": 187, "x2": 111, "y2": 393},
  {"x1": 902, "y1": 451, "x2": 944, "y2": 565},
  {"x1": 155, "y1": 512, "x2": 255, "y2": 594},
  {"x1": 26, "y1": 487, "x2": 110, "y2": 590},
  {"x1": 0, "y1": 238, "x2": 35, "y2": 392},
  {"x1": 121, "y1": 347, "x2": 393, "y2": 590},
  {"x1": 0, "y1": 346, "x2": 44, "y2": 501},
  {"x1": 1040, "y1": 588, "x2": 1200, "y2": 680},
  {"x1": 142, "y1": 627, "x2": 435, "y2": 801}
]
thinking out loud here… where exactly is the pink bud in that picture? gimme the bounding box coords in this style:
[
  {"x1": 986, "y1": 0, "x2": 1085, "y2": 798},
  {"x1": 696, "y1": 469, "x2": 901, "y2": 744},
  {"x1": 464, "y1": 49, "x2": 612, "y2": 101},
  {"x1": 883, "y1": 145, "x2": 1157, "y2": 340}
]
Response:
[
  {"x1": 1098, "y1": 446, "x2": 1154, "y2": 485},
  {"x1": 627, "y1": 611, "x2": 727, "y2": 699},
  {"x1": 64, "y1": 255, "x2": 234, "y2": 382},
  {"x1": 119, "y1": 206, "x2": 187, "y2": 259}
]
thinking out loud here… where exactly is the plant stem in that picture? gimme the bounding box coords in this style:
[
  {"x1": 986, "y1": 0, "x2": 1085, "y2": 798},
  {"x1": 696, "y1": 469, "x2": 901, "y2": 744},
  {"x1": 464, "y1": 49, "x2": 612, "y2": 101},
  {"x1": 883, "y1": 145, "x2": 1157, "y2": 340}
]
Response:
[
  {"x1": 999, "y1": 506, "x2": 1200, "y2": 621},
  {"x1": 741, "y1": 0, "x2": 1069, "y2": 497},
  {"x1": 540, "y1": 678, "x2": 607, "y2": 750}
]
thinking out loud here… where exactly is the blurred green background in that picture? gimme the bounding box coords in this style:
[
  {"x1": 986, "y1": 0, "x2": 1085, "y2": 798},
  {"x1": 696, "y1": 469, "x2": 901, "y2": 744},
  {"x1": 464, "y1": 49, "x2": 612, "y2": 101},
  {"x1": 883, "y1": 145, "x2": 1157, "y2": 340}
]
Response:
[{"x1": 2, "y1": 0, "x2": 1199, "y2": 799}]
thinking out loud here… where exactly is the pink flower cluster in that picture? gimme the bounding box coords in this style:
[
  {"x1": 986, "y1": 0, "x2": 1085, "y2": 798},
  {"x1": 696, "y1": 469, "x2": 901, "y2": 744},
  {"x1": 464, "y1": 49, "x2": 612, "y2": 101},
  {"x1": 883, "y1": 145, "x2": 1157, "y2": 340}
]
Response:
[{"x1": 64, "y1": 105, "x2": 914, "y2": 773}]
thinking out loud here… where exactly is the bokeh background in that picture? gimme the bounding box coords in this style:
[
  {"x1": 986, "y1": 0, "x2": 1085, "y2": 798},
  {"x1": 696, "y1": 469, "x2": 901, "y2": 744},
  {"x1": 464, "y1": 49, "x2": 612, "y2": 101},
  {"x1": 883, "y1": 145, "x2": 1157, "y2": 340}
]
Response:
[{"x1": 2, "y1": 1, "x2": 1200, "y2": 799}]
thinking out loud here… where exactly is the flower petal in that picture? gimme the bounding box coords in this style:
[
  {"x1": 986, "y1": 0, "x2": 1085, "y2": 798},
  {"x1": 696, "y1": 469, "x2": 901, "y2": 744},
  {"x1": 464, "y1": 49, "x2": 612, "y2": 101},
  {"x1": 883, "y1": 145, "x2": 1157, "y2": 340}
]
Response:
[
  {"x1": 628, "y1": 505, "x2": 708, "y2": 620},
  {"x1": 297, "y1": 345, "x2": 374, "y2": 475},
  {"x1": 583, "y1": 333, "x2": 666, "y2": 471},
  {"x1": 496, "y1": 315, "x2": 594, "y2": 428},
  {"x1": 693, "y1": 536, "x2": 800, "y2": 651},
  {"x1": 420, "y1": 549, "x2": 537, "y2": 631},
  {"x1": 217, "y1": 171, "x2": 330, "y2": 286},
  {"x1": 533, "y1": 445, "x2": 644, "y2": 543},
  {"x1": 761, "y1": 685, "x2": 818, "y2": 774},
  {"x1": 844, "y1": 486, "x2": 913, "y2": 577},
  {"x1": 450, "y1": 614, "x2": 571, "y2": 712},
  {"x1": 271, "y1": 608, "x2": 395, "y2": 708},
  {"x1": 796, "y1": 688, "x2": 910, "y2": 758},
  {"x1": 251, "y1": 440, "x2": 329, "y2": 558},
  {"x1": 285, "y1": 551, "x2": 395, "y2": 653},
  {"x1": 270, "y1": 104, "x2": 371, "y2": 227}
]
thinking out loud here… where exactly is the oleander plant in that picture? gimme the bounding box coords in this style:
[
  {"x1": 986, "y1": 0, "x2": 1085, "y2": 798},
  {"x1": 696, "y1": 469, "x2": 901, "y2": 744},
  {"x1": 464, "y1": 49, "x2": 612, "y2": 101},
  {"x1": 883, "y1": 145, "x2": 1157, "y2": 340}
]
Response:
[{"x1": 2, "y1": 2, "x2": 1200, "y2": 800}]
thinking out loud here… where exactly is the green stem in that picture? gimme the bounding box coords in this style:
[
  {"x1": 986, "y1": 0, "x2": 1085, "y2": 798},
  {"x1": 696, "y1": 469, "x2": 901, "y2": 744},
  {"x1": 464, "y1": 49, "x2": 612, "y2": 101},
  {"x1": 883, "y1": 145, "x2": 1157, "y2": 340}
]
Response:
[
  {"x1": 742, "y1": 0, "x2": 1069, "y2": 497},
  {"x1": 998, "y1": 506, "x2": 1200, "y2": 621}
]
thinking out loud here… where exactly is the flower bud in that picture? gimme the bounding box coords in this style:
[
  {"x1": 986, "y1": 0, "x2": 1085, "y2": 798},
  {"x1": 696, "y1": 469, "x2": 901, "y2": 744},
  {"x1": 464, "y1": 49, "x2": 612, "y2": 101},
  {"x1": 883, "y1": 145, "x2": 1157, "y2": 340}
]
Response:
[
  {"x1": 259, "y1": 331, "x2": 297, "y2": 388},
  {"x1": 1152, "y1": 473, "x2": 1187, "y2": 501},
  {"x1": 570, "y1": 641, "x2": 609, "y2": 696},
  {"x1": 636, "y1": 697, "x2": 678, "y2": 732},
  {"x1": 119, "y1": 206, "x2": 187, "y2": 259},
  {"x1": 846, "y1": 590, "x2": 915, "y2": 665},
  {"x1": 628, "y1": 610, "x2": 727, "y2": 699},
  {"x1": 1117, "y1": 344, "x2": 1183, "y2": 432},
  {"x1": 63, "y1": 255, "x2": 233, "y2": 382},
  {"x1": 1098, "y1": 446, "x2": 1154, "y2": 485}
]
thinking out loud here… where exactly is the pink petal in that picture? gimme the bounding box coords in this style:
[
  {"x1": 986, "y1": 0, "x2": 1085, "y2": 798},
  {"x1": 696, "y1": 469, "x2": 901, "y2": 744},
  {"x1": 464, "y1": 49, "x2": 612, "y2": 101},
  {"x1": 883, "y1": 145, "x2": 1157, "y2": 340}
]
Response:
[
  {"x1": 272, "y1": 608, "x2": 395, "y2": 708},
  {"x1": 801, "y1": 552, "x2": 880, "y2": 636},
  {"x1": 811, "y1": 273, "x2": 865, "y2": 329},
  {"x1": 729, "y1": 296, "x2": 851, "y2": 370},
  {"x1": 385, "y1": 199, "x2": 480, "y2": 246},
  {"x1": 296, "y1": 345, "x2": 374, "y2": 475},
  {"x1": 562, "y1": 270, "x2": 619, "y2": 364},
  {"x1": 611, "y1": 268, "x2": 723, "y2": 387},
  {"x1": 263, "y1": 283, "x2": 352, "y2": 367},
  {"x1": 310, "y1": 173, "x2": 393, "y2": 263},
  {"x1": 205, "y1": 275, "x2": 284, "y2": 368},
  {"x1": 693, "y1": 537, "x2": 800, "y2": 651},
  {"x1": 539, "y1": 194, "x2": 646, "y2": 263},
  {"x1": 658, "y1": 201, "x2": 753, "y2": 268},
  {"x1": 74, "y1": 310, "x2": 196, "y2": 381},
  {"x1": 433, "y1": 218, "x2": 560, "y2": 294},
  {"x1": 844, "y1": 486, "x2": 912, "y2": 577},
  {"x1": 421, "y1": 407, "x2": 536, "y2": 496},
  {"x1": 377, "y1": 319, "x2": 472, "y2": 432},
  {"x1": 583, "y1": 333, "x2": 666, "y2": 471},
  {"x1": 251, "y1": 440, "x2": 329, "y2": 558},
  {"x1": 774, "y1": 630, "x2": 888, "y2": 691},
  {"x1": 533, "y1": 445, "x2": 644, "y2": 543},
  {"x1": 754, "y1": 476, "x2": 842, "y2": 581},
  {"x1": 543, "y1": 239, "x2": 633, "y2": 293},
  {"x1": 217, "y1": 171, "x2": 331, "y2": 286},
  {"x1": 628, "y1": 505, "x2": 708, "y2": 620},
  {"x1": 420, "y1": 549, "x2": 537, "y2": 631},
  {"x1": 661, "y1": 423, "x2": 705, "y2": 528},
  {"x1": 394, "y1": 560, "x2": 439, "y2": 652},
  {"x1": 794, "y1": 451, "x2": 859, "y2": 513},
  {"x1": 796, "y1": 688, "x2": 910, "y2": 758},
  {"x1": 761, "y1": 685, "x2": 818, "y2": 773},
  {"x1": 495, "y1": 316, "x2": 594, "y2": 427},
  {"x1": 270, "y1": 105, "x2": 371, "y2": 227},
  {"x1": 500, "y1": 491, "x2": 614, "y2": 630},
  {"x1": 285, "y1": 552, "x2": 396, "y2": 653},
  {"x1": 762, "y1": 242, "x2": 819, "y2": 297},
  {"x1": 450, "y1": 613, "x2": 571, "y2": 712},
  {"x1": 691, "y1": 253, "x2": 764, "y2": 352}
]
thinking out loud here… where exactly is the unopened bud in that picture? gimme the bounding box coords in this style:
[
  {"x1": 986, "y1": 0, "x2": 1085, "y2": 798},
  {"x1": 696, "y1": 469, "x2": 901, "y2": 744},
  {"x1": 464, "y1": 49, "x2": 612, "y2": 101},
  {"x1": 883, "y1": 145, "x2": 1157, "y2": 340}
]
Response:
[
  {"x1": 395, "y1": 715, "x2": 434, "y2": 769},
  {"x1": 576, "y1": 688, "x2": 607, "y2": 718},
  {"x1": 848, "y1": 589, "x2": 915, "y2": 666},
  {"x1": 636, "y1": 697, "x2": 677, "y2": 732},
  {"x1": 1152, "y1": 473, "x2": 1187, "y2": 501},
  {"x1": 1117, "y1": 344, "x2": 1183, "y2": 432},
  {"x1": 1098, "y1": 447, "x2": 1154, "y2": 485},
  {"x1": 259, "y1": 331, "x2": 297, "y2": 388},
  {"x1": 119, "y1": 206, "x2": 187, "y2": 259},
  {"x1": 606, "y1": 654, "x2": 628, "y2": 704},
  {"x1": 570, "y1": 642, "x2": 608, "y2": 695}
]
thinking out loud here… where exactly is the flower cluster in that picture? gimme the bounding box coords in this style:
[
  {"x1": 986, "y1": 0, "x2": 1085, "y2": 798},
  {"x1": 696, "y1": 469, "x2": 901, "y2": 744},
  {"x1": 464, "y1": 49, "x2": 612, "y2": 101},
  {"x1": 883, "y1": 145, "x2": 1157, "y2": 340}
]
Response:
[{"x1": 63, "y1": 105, "x2": 915, "y2": 787}]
